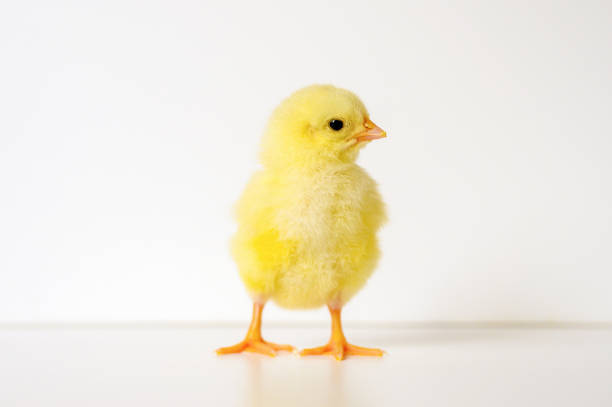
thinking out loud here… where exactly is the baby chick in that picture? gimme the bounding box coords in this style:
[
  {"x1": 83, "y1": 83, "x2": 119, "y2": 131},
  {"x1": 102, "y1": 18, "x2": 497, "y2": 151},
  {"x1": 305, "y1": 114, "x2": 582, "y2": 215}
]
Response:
[{"x1": 216, "y1": 85, "x2": 387, "y2": 360}]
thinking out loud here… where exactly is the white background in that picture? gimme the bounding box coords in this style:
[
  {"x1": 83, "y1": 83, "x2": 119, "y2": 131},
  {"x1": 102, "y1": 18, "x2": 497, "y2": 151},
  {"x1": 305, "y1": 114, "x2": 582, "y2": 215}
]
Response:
[{"x1": 1, "y1": 0, "x2": 611, "y2": 323}]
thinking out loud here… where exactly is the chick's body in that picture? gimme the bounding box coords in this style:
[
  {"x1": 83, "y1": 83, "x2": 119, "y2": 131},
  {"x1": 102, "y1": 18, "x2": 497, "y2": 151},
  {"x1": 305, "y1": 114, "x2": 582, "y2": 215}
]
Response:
[
  {"x1": 218, "y1": 84, "x2": 387, "y2": 360},
  {"x1": 232, "y1": 85, "x2": 386, "y2": 310}
]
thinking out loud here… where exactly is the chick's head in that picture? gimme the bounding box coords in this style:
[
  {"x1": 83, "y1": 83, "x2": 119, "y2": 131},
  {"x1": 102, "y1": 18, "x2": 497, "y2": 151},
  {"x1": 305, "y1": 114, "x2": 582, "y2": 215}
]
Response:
[{"x1": 261, "y1": 85, "x2": 386, "y2": 168}]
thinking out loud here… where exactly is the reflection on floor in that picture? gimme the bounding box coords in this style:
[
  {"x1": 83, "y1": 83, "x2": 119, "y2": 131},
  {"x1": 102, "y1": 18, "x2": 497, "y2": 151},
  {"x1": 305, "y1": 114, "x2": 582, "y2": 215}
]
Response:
[{"x1": 1, "y1": 325, "x2": 611, "y2": 406}]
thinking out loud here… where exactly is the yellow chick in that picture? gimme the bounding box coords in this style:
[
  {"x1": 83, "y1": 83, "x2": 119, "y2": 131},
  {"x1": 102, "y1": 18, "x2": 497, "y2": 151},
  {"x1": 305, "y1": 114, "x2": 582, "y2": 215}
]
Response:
[{"x1": 217, "y1": 85, "x2": 387, "y2": 360}]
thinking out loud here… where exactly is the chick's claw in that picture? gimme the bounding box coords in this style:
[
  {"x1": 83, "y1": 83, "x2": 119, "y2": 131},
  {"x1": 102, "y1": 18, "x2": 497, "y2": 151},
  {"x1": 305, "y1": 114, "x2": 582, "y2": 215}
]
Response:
[
  {"x1": 264, "y1": 340, "x2": 295, "y2": 352},
  {"x1": 346, "y1": 343, "x2": 385, "y2": 357}
]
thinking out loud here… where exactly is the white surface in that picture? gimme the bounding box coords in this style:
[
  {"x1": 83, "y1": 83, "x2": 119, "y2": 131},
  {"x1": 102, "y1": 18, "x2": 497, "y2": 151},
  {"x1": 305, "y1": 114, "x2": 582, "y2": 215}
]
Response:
[
  {"x1": 1, "y1": 326, "x2": 612, "y2": 406},
  {"x1": 1, "y1": 1, "x2": 612, "y2": 323}
]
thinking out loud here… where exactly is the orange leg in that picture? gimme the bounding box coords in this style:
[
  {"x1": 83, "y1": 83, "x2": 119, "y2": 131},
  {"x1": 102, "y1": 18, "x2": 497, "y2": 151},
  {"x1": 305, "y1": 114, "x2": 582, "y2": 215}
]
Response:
[
  {"x1": 216, "y1": 302, "x2": 294, "y2": 357},
  {"x1": 300, "y1": 305, "x2": 384, "y2": 361}
]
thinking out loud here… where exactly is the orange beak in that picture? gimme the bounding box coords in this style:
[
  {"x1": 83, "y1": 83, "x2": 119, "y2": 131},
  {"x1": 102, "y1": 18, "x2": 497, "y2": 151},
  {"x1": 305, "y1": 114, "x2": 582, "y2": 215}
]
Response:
[{"x1": 353, "y1": 118, "x2": 386, "y2": 143}]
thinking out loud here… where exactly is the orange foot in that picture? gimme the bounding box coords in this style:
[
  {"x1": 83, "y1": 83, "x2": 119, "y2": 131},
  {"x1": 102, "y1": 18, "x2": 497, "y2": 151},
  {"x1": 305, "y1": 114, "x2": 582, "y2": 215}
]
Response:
[
  {"x1": 216, "y1": 338, "x2": 294, "y2": 357},
  {"x1": 300, "y1": 305, "x2": 384, "y2": 361},
  {"x1": 300, "y1": 341, "x2": 383, "y2": 361},
  {"x1": 216, "y1": 302, "x2": 294, "y2": 357}
]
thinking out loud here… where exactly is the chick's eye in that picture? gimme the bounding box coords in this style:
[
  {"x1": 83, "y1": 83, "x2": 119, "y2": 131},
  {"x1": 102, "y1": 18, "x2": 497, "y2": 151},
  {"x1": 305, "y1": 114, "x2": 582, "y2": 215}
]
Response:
[{"x1": 328, "y1": 119, "x2": 344, "y2": 131}]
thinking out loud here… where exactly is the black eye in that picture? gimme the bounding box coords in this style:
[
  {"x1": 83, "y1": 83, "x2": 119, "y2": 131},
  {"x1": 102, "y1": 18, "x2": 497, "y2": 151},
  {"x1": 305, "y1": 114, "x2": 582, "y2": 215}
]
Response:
[{"x1": 329, "y1": 119, "x2": 344, "y2": 131}]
